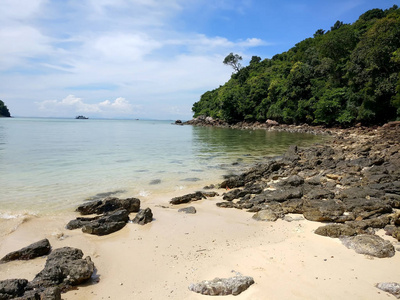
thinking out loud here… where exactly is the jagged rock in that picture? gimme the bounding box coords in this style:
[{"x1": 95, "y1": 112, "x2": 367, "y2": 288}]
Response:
[
  {"x1": 202, "y1": 191, "x2": 219, "y2": 197},
  {"x1": 303, "y1": 199, "x2": 345, "y2": 222},
  {"x1": 16, "y1": 287, "x2": 61, "y2": 300},
  {"x1": 80, "y1": 209, "x2": 130, "y2": 235},
  {"x1": 0, "y1": 279, "x2": 28, "y2": 299},
  {"x1": 314, "y1": 224, "x2": 359, "y2": 238},
  {"x1": 132, "y1": 208, "x2": 153, "y2": 225},
  {"x1": 223, "y1": 189, "x2": 242, "y2": 201},
  {"x1": 252, "y1": 209, "x2": 278, "y2": 222},
  {"x1": 376, "y1": 282, "x2": 400, "y2": 298},
  {"x1": 252, "y1": 187, "x2": 303, "y2": 204},
  {"x1": 278, "y1": 175, "x2": 304, "y2": 187},
  {"x1": 342, "y1": 198, "x2": 392, "y2": 219},
  {"x1": 345, "y1": 215, "x2": 391, "y2": 230},
  {"x1": 0, "y1": 239, "x2": 51, "y2": 263},
  {"x1": 77, "y1": 197, "x2": 140, "y2": 215},
  {"x1": 28, "y1": 247, "x2": 94, "y2": 291},
  {"x1": 216, "y1": 202, "x2": 237, "y2": 208},
  {"x1": 340, "y1": 234, "x2": 395, "y2": 258},
  {"x1": 178, "y1": 206, "x2": 197, "y2": 214},
  {"x1": 170, "y1": 192, "x2": 206, "y2": 205},
  {"x1": 220, "y1": 176, "x2": 245, "y2": 189},
  {"x1": 189, "y1": 275, "x2": 254, "y2": 296}
]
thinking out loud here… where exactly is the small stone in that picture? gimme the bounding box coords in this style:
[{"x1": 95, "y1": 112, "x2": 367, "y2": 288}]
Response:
[{"x1": 178, "y1": 207, "x2": 197, "y2": 214}]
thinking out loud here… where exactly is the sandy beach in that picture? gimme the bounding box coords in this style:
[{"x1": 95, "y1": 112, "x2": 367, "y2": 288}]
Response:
[{"x1": 1, "y1": 189, "x2": 399, "y2": 300}]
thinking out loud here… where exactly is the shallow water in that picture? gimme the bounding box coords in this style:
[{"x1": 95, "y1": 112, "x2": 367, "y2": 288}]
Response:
[{"x1": 0, "y1": 118, "x2": 325, "y2": 216}]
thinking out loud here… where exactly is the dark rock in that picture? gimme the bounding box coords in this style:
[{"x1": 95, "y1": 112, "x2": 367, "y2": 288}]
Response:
[
  {"x1": 18, "y1": 287, "x2": 61, "y2": 300},
  {"x1": 77, "y1": 197, "x2": 140, "y2": 215},
  {"x1": 216, "y1": 202, "x2": 237, "y2": 208},
  {"x1": 340, "y1": 234, "x2": 395, "y2": 258},
  {"x1": 0, "y1": 279, "x2": 28, "y2": 299},
  {"x1": 220, "y1": 176, "x2": 245, "y2": 189},
  {"x1": 149, "y1": 179, "x2": 161, "y2": 185},
  {"x1": 278, "y1": 175, "x2": 304, "y2": 187},
  {"x1": 252, "y1": 187, "x2": 303, "y2": 204},
  {"x1": 337, "y1": 187, "x2": 385, "y2": 200},
  {"x1": 81, "y1": 209, "x2": 129, "y2": 235},
  {"x1": 170, "y1": 192, "x2": 206, "y2": 205},
  {"x1": 314, "y1": 224, "x2": 359, "y2": 238},
  {"x1": 188, "y1": 275, "x2": 254, "y2": 296},
  {"x1": 304, "y1": 188, "x2": 335, "y2": 200},
  {"x1": 303, "y1": 199, "x2": 345, "y2": 222},
  {"x1": 281, "y1": 199, "x2": 304, "y2": 214},
  {"x1": 342, "y1": 198, "x2": 392, "y2": 219},
  {"x1": 223, "y1": 189, "x2": 242, "y2": 201},
  {"x1": 376, "y1": 282, "x2": 400, "y2": 299},
  {"x1": 175, "y1": 120, "x2": 182, "y2": 124},
  {"x1": 252, "y1": 209, "x2": 278, "y2": 222},
  {"x1": 131, "y1": 208, "x2": 153, "y2": 225},
  {"x1": 345, "y1": 215, "x2": 391, "y2": 230},
  {"x1": 178, "y1": 207, "x2": 197, "y2": 214},
  {"x1": 0, "y1": 239, "x2": 51, "y2": 263},
  {"x1": 28, "y1": 247, "x2": 94, "y2": 291},
  {"x1": 202, "y1": 191, "x2": 219, "y2": 197}
]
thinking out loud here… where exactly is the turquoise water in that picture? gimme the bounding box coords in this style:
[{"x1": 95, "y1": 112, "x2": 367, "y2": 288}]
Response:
[{"x1": 0, "y1": 118, "x2": 324, "y2": 216}]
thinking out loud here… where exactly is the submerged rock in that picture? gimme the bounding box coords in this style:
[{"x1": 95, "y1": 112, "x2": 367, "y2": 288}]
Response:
[
  {"x1": 0, "y1": 239, "x2": 51, "y2": 263},
  {"x1": 340, "y1": 234, "x2": 395, "y2": 258},
  {"x1": 189, "y1": 275, "x2": 254, "y2": 296}
]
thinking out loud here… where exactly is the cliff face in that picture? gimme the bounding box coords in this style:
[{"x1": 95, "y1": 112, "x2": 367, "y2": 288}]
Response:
[{"x1": 0, "y1": 100, "x2": 11, "y2": 117}]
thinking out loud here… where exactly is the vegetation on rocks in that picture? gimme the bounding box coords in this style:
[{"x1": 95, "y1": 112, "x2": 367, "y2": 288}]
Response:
[
  {"x1": 192, "y1": 5, "x2": 400, "y2": 126},
  {"x1": 0, "y1": 100, "x2": 11, "y2": 117}
]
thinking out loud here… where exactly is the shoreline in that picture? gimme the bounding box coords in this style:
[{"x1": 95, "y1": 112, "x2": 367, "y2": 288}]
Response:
[{"x1": 1, "y1": 122, "x2": 400, "y2": 299}]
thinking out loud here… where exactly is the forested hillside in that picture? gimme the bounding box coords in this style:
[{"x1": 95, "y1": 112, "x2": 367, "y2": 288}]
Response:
[
  {"x1": 192, "y1": 5, "x2": 400, "y2": 126},
  {"x1": 0, "y1": 100, "x2": 11, "y2": 117}
]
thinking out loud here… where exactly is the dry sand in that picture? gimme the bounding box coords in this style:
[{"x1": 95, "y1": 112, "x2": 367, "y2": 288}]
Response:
[{"x1": 0, "y1": 191, "x2": 399, "y2": 300}]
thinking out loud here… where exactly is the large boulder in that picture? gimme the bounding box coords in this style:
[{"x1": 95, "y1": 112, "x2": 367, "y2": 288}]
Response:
[
  {"x1": 76, "y1": 197, "x2": 140, "y2": 215},
  {"x1": 0, "y1": 239, "x2": 51, "y2": 263},
  {"x1": 303, "y1": 199, "x2": 345, "y2": 222},
  {"x1": 0, "y1": 279, "x2": 28, "y2": 299},
  {"x1": 189, "y1": 275, "x2": 254, "y2": 296},
  {"x1": 340, "y1": 235, "x2": 395, "y2": 258},
  {"x1": 79, "y1": 209, "x2": 130, "y2": 235},
  {"x1": 28, "y1": 247, "x2": 94, "y2": 291}
]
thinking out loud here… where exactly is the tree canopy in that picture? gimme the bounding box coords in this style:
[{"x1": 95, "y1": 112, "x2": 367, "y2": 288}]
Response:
[
  {"x1": 0, "y1": 100, "x2": 11, "y2": 117},
  {"x1": 192, "y1": 5, "x2": 400, "y2": 126}
]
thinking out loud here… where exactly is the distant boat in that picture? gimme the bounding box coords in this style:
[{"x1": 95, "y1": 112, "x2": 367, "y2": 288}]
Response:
[{"x1": 75, "y1": 115, "x2": 88, "y2": 119}]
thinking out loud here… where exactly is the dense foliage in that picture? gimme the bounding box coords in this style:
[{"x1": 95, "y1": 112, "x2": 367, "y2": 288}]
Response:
[
  {"x1": 192, "y1": 6, "x2": 400, "y2": 126},
  {"x1": 0, "y1": 100, "x2": 11, "y2": 117}
]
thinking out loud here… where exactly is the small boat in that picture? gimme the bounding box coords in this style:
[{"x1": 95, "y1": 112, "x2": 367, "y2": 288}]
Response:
[{"x1": 75, "y1": 115, "x2": 89, "y2": 119}]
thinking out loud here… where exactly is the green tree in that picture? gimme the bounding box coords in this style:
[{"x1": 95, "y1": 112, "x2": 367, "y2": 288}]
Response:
[
  {"x1": 223, "y1": 53, "x2": 243, "y2": 73},
  {"x1": 0, "y1": 100, "x2": 11, "y2": 117}
]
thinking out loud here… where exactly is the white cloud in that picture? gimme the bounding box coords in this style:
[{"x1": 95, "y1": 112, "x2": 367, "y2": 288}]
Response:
[
  {"x1": 0, "y1": 0, "x2": 46, "y2": 21},
  {"x1": 36, "y1": 95, "x2": 135, "y2": 117}
]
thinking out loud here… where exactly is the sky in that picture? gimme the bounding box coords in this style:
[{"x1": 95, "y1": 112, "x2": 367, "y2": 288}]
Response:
[{"x1": 0, "y1": 0, "x2": 397, "y2": 120}]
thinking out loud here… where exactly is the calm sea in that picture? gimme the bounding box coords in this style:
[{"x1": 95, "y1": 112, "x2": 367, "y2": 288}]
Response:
[{"x1": 0, "y1": 118, "x2": 324, "y2": 216}]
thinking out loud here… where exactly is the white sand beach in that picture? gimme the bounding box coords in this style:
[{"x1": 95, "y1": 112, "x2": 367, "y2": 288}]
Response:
[{"x1": 0, "y1": 191, "x2": 399, "y2": 300}]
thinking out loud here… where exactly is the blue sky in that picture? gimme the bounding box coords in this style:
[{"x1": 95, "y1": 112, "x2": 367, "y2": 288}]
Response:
[{"x1": 0, "y1": 0, "x2": 397, "y2": 120}]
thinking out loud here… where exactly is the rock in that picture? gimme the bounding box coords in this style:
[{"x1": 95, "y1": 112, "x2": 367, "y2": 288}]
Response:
[
  {"x1": 77, "y1": 197, "x2": 140, "y2": 215},
  {"x1": 188, "y1": 275, "x2": 254, "y2": 296},
  {"x1": 265, "y1": 119, "x2": 279, "y2": 126},
  {"x1": 170, "y1": 192, "x2": 206, "y2": 205},
  {"x1": 131, "y1": 208, "x2": 153, "y2": 225},
  {"x1": 175, "y1": 120, "x2": 182, "y2": 124},
  {"x1": 342, "y1": 198, "x2": 392, "y2": 219},
  {"x1": 314, "y1": 224, "x2": 358, "y2": 238},
  {"x1": 0, "y1": 239, "x2": 51, "y2": 263},
  {"x1": 0, "y1": 279, "x2": 28, "y2": 299},
  {"x1": 252, "y1": 209, "x2": 278, "y2": 222},
  {"x1": 278, "y1": 175, "x2": 304, "y2": 187},
  {"x1": 345, "y1": 215, "x2": 391, "y2": 230},
  {"x1": 303, "y1": 199, "x2": 345, "y2": 222},
  {"x1": 202, "y1": 191, "x2": 219, "y2": 197},
  {"x1": 376, "y1": 282, "x2": 400, "y2": 298},
  {"x1": 28, "y1": 247, "x2": 94, "y2": 291},
  {"x1": 18, "y1": 286, "x2": 61, "y2": 300},
  {"x1": 80, "y1": 209, "x2": 130, "y2": 235},
  {"x1": 340, "y1": 234, "x2": 395, "y2": 258},
  {"x1": 220, "y1": 176, "x2": 245, "y2": 189},
  {"x1": 178, "y1": 207, "x2": 197, "y2": 214},
  {"x1": 252, "y1": 187, "x2": 303, "y2": 203}
]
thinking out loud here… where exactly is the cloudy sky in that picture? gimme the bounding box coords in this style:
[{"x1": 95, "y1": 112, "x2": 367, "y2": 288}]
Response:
[{"x1": 0, "y1": 0, "x2": 395, "y2": 120}]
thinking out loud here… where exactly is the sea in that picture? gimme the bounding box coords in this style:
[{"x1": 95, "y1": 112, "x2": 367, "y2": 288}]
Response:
[{"x1": 0, "y1": 117, "x2": 325, "y2": 217}]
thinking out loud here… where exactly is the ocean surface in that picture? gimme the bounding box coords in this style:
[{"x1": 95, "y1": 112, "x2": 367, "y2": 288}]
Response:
[{"x1": 0, "y1": 118, "x2": 325, "y2": 217}]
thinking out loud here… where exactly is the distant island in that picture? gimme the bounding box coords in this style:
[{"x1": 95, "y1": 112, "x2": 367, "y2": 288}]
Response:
[
  {"x1": 0, "y1": 100, "x2": 11, "y2": 117},
  {"x1": 75, "y1": 115, "x2": 89, "y2": 119},
  {"x1": 192, "y1": 5, "x2": 400, "y2": 127}
]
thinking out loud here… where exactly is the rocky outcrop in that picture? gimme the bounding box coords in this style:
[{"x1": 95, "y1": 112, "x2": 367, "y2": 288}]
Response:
[
  {"x1": 0, "y1": 239, "x2": 51, "y2": 263},
  {"x1": 213, "y1": 123, "x2": 400, "y2": 256},
  {"x1": 170, "y1": 191, "x2": 219, "y2": 205},
  {"x1": 0, "y1": 245, "x2": 93, "y2": 299},
  {"x1": 340, "y1": 235, "x2": 395, "y2": 258},
  {"x1": 188, "y1": 275, "x2": 254, "y2": 296}
]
